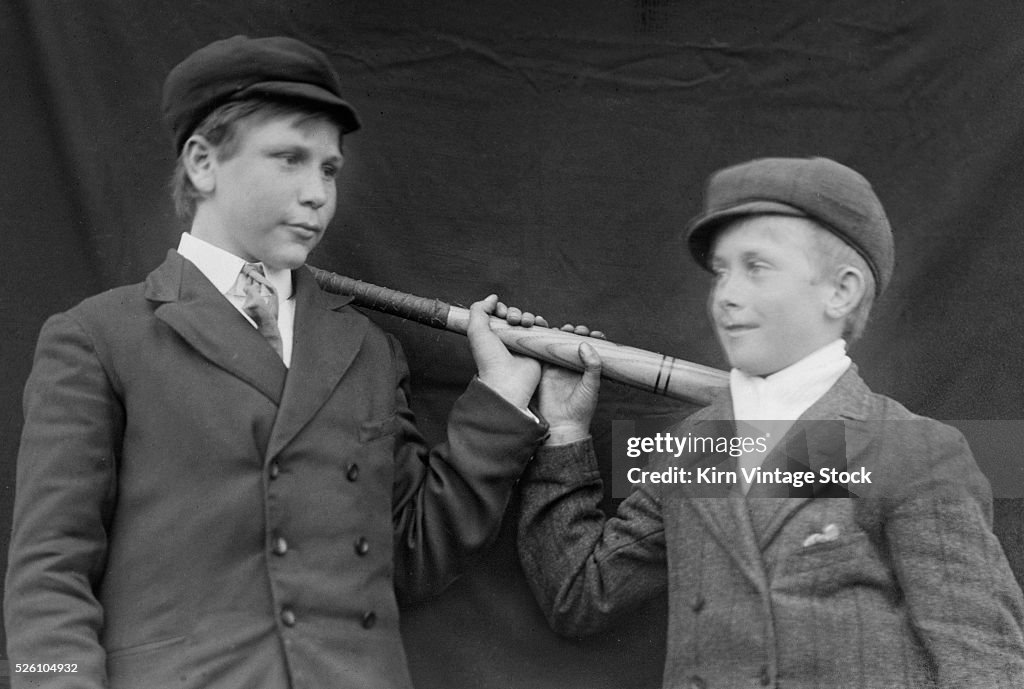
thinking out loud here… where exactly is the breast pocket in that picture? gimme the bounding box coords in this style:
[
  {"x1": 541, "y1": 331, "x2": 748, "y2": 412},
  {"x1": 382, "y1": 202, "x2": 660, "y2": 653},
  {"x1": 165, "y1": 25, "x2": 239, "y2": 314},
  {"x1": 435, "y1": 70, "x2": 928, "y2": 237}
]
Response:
[
  {"x1": 785, "y1": 531, "x2": 875, "y2": 573},
  {"x1": 778, "y1": 531, "x2": 894, "y2": 594}
]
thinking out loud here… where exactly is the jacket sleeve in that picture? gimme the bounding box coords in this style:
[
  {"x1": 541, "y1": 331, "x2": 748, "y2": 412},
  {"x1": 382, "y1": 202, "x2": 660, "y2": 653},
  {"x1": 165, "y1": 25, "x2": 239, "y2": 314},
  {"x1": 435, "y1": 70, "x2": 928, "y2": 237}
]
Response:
[
  {"x1": 882, "y1": 424, "x2": 1024, "y2": 688},
  {"x1": 388, "y1": 335, "x2": 547, "y2": 603},
  {"x1": 5, "y1": 312, "x2": 121, "y2": 689},
  {"x1": 515, "y1": 437, "x2": 668, "y2": 636}
]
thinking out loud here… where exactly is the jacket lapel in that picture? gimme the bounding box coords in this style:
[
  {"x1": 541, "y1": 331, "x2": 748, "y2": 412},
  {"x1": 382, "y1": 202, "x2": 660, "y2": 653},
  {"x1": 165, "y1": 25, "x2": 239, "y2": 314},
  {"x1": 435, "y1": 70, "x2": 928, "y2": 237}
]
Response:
[
  {"x1": 264, "y1": 266, "x2": 364, "y2": 461},
  {"x1": 147, "y1": 250, "x2": 287, "y2": 402},
  {"x1": 749, "y1": 367, "x2": 875, "y2": 546},
  {"x1": 681, "y1": 390, "x2": 770, "y2": 594}
]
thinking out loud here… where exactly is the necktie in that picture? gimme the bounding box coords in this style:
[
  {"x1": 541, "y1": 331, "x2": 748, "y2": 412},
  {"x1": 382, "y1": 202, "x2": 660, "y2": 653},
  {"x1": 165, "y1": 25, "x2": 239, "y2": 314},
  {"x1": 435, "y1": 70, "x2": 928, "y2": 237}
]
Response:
[{"x1": 235, "y1": 263, "x2": 284, "y2": 360}]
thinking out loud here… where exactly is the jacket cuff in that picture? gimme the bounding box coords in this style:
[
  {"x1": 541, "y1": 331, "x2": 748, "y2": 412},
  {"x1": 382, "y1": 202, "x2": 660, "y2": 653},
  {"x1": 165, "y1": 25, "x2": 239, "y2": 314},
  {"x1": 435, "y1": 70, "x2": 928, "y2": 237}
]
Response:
[
  {"x1": 526, "y1": 436, "x2": 600, "y2": 483},
  {"x1": 460, "y1": 376, "x2": 548, "y2": 441}
]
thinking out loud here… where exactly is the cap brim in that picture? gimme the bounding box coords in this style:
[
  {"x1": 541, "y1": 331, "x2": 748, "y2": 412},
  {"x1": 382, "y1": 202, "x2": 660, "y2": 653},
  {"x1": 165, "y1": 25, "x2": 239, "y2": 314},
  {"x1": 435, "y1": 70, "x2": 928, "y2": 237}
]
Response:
[
  {"x1": 238, "y1": 80, "x2": 361, "y2": 134},
  {"x1": 685, "y1": 200, "x2": 808, "y2": 268}
]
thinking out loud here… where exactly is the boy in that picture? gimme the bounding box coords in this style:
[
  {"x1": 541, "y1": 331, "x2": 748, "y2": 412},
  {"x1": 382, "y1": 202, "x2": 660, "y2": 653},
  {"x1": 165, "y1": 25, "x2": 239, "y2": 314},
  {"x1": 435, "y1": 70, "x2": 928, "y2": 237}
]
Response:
[
  {"x1": 5, "y1": 36, "x2": 549, "y2": 689},
  {"x1": 518, "y1": 157, "x2": 1024, "y2": 687}
]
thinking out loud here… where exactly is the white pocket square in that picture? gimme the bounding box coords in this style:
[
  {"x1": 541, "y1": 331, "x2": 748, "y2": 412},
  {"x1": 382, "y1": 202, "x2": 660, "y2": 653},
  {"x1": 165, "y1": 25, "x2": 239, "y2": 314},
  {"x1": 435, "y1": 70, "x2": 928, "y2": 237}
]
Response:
[{"x1": 802, "y1": 523, "x2": 840, "y2": 547}]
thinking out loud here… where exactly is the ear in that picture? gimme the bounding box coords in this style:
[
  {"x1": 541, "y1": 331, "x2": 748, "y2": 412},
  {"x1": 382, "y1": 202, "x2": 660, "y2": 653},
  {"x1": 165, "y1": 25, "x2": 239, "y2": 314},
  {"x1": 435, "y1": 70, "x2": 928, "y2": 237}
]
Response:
[
  {"x1": 182, "y1": 135, "x2": 217, "y2": 195},
  {"x1": 824, "y1": 266, "x2": 866, "y2": 321}
]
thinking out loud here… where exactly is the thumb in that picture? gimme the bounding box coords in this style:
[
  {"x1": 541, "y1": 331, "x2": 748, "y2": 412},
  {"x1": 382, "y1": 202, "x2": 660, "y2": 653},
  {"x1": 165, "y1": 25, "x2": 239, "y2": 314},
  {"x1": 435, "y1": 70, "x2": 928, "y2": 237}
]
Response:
[
  {"x1": 467, "y1": 295, "x2": 498, "y2": 337},
  {"x1": 467, "y1": 295, "x2": 499, "y2": 355},
  {"x1": 577, "y1": 342, "x2": 603, "y2": 393}
]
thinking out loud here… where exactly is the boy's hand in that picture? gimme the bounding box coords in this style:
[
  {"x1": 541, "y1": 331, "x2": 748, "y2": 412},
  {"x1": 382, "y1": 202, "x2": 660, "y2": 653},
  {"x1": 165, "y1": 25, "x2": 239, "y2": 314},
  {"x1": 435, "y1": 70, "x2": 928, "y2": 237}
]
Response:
[
  {"x1": 467, "y1": 295, "x2": 541, "y2": 410},
  {"x1": 537, "y1": 342, "x2": 602, "y2": 446},
  {"x1": 556, "y1": 322, "x2": 607, "y2": 339},
  {"x1": 494, "y1": 300, "x2": 549, "y2": 328},
  {"x1": 495, "y1": 300, "x2": 607, "y2": 340}
]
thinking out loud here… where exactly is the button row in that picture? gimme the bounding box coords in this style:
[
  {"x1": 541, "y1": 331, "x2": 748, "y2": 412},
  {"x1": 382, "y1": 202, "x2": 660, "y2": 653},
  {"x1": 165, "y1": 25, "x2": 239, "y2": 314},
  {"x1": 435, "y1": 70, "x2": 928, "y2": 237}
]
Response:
[
  {"x1": 280, "y1": 607, "x2": 377, "y2": 630},
  {"x1": 268, "y1": 461, "x2": 359, "y2": 482},
  {"x1": 272, "y1": 535, "x2": 369, "y2": 558}
]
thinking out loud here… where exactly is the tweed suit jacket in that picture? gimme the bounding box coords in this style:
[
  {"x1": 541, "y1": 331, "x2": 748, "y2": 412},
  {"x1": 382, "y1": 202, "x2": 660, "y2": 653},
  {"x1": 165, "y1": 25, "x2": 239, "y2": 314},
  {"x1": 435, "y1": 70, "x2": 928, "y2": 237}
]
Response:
[
  {"x1": 6, "y1": 250, "x2": 547, "y2": 689},
  {"x1": 518, "y1": 368, "x2": 1024, "y2": 688}
]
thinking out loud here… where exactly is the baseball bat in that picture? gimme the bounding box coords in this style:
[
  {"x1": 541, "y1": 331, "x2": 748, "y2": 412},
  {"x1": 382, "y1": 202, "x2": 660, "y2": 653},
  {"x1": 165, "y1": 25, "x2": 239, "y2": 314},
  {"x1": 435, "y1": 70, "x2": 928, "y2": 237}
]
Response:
[{"x1": 310, "y1": 267, "x2": 728, "y2": 406}]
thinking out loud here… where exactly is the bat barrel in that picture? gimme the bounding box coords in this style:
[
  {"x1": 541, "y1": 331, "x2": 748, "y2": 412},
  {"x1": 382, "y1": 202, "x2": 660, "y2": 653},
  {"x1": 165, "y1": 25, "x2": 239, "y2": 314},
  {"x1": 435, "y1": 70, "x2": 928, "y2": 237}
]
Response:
[{"x1": 474, "y1": 317, "x2": 727, "y2": 405}]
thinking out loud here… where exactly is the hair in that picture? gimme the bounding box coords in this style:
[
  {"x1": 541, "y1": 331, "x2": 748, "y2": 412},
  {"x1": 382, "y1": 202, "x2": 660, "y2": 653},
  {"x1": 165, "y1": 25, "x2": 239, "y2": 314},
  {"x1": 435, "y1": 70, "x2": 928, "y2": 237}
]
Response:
[
  {"x1": 170, "y1": 97, "x2": 343, "y2": 220},
  {"x1": 807, "y1": 224, "x2": 876, "y2": 342}
]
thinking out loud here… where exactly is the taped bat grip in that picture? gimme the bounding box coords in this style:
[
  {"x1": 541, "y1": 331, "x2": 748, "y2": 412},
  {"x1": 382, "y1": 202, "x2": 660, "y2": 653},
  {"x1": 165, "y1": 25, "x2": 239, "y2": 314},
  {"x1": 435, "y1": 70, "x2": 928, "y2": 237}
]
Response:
[{"x1": 311, "y1": 268, "x2": 451, "y2": 329}]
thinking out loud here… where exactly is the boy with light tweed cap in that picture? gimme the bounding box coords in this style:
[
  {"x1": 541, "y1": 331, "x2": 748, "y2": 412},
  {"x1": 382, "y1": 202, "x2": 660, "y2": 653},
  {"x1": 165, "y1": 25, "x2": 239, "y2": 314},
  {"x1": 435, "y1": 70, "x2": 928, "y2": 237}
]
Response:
[{"x1": 518, "y1": 157, "x2": 1024, "y2": 688}]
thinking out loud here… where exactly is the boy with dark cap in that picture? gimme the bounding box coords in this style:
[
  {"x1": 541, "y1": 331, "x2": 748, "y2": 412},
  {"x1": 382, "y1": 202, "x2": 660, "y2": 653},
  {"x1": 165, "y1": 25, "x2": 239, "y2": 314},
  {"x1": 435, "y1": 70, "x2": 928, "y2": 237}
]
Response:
[
  {"x1": 5, "y1": 35, "x2": 551, "y2": 689},
  {"x1": 518, "y1": 157, "x2": 1024, "y2": 688}
]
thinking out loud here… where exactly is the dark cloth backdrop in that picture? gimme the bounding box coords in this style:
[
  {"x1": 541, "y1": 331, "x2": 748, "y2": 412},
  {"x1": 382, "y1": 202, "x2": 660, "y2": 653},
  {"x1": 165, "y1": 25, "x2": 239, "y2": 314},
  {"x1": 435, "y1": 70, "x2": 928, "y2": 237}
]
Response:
[{"x1": 3, "y1": 1, "x2": 1024, "y2": 687}]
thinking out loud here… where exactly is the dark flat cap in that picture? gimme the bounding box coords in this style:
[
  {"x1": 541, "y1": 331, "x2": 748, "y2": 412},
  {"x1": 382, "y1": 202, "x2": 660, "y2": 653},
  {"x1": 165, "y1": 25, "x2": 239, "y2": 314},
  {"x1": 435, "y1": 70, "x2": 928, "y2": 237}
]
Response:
[
  {"x1": 685, "y1": 157, "x2": 894, "y2": 295},
  {"x1": 162, "y1": 35, "x2": 361, "y2": 152}
]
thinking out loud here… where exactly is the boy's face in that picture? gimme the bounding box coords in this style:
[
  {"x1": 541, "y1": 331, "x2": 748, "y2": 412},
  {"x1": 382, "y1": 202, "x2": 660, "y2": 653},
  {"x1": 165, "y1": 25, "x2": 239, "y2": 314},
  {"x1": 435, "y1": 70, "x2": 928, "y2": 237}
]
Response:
[
  {"x1": 707, "y1": 215, "x2": 841, "y2": 376},
  {"x1": 199, "y1": 112, "x2": 343, "y2": 270}
]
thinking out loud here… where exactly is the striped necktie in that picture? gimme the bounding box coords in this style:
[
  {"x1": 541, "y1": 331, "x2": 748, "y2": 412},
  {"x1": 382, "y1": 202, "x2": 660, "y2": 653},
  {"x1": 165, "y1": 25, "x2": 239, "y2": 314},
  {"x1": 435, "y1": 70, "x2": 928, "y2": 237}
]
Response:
[{"x1": 235, "y1": 263, "x2": 284, "y2": 360}]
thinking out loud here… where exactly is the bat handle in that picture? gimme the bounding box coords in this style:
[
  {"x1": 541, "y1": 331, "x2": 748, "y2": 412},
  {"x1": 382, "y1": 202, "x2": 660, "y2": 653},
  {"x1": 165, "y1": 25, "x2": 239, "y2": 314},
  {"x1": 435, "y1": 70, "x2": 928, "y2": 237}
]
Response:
[{"x1": 311, "y1": 268, "x2": 451, "y2": 329}]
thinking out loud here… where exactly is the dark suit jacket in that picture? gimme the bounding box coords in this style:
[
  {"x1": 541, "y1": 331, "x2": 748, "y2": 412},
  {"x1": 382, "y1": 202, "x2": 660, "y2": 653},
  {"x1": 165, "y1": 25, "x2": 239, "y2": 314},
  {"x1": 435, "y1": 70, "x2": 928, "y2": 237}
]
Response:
[
  {"x1": 518, "y1": 368, "x2": 1024, "y2": 688},
  {"x1": 5, "y1": 250, "x2": 546, "y2": 689}
]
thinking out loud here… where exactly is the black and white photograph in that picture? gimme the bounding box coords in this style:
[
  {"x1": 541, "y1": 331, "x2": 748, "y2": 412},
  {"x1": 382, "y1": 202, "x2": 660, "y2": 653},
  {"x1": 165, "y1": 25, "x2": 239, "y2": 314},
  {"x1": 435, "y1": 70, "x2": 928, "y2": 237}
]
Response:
[{"x1": 2, "y1": 1, "x2": 1024, "y2": 687}]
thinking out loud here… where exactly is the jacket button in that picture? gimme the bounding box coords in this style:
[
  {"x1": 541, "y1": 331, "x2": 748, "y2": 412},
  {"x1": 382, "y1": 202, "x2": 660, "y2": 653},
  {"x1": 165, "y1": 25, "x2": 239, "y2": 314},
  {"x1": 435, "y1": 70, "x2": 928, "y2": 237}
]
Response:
[
  {"x1": 281, "y1": 608, "x2": 296, "y2": 627},
  {"x1": 354, "y1": 536, "x2": 369, "y2": 556},
  {"x1": 269, "y1": 461, "x2": 280, "y2": 480},
  {"x1": 691, "y1": 594, "x2": 705, "y2": 613},
  {"x1": 273, "y1": 536, "x2": 288, "y2": 556},
  {"x1": 362, "y1": 610, "x2": 377, "y2": 629},
  {"x1": 346, "y1": 463, "x2": 360, "y2": 482},
  {"x1": 686, "y1": 675, "x2": 707, "y2": 689}
]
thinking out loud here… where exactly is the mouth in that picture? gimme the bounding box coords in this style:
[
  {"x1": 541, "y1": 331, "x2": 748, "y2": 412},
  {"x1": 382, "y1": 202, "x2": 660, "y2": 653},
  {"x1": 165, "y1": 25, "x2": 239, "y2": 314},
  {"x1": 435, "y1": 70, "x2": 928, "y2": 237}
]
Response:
[
  {"x1": 720, "y1": 322, "x2": 758, "y2": 336},
  {"x1": 287, "y1": 223, "x2": 321, "y2": 238}
]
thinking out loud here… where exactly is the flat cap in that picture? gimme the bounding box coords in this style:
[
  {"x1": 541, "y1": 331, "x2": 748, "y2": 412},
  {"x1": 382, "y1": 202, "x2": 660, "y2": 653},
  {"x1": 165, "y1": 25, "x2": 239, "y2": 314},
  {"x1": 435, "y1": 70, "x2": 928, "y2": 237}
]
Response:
[
  {"x1": 685, "y1": 157, "x2": 894, "y2": 295},
  {"x1": 162, "y1": 35, "x2": 361, "y2": 152}
]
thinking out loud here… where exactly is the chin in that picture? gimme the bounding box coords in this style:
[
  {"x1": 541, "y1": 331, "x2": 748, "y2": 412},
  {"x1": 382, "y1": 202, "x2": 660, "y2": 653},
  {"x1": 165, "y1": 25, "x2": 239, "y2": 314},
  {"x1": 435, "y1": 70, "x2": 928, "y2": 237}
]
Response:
[
  {"x1": 726, "y1": 350, "x2": 778, "y2": 377},
  {"x1": 733, "y1": 363, "x2": 770, "y2": 377},
  {"x1": 265, "y1": 249, "x2": 311, "y2": 271}
]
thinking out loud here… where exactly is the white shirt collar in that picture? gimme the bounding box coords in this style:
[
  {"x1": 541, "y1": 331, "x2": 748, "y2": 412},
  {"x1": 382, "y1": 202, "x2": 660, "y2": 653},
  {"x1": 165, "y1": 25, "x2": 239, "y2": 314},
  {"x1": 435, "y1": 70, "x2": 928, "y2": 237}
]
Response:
[
  {"x1": 177, "y1": 232, "x2": 293, "y2": 299},
  {"x1": 730, "y1": 339, "x2": 851, "y2": 422}
]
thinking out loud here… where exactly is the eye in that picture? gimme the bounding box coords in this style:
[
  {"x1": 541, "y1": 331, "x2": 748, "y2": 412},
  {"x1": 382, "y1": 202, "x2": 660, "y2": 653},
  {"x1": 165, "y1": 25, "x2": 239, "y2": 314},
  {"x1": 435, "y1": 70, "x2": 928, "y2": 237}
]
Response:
[
  {"x1": 322, "y1": 164, "x2": 339, "y2": 180},
  {"x1": 745, "y1": 260, "x2": 768, "y2": 275}
]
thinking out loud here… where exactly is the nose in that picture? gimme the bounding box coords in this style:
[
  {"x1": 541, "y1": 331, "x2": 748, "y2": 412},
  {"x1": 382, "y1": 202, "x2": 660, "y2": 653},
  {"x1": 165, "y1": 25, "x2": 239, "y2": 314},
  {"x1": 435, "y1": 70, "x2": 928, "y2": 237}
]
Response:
[
  {"x1": 711, "y1": 271, "x2": 741, "y2": 311},
  {"x1": 299, "y1": 170, "x2": 330, "y2": 210}
]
